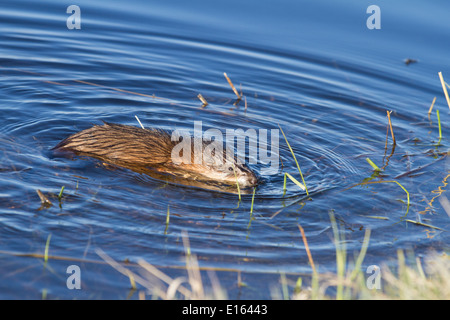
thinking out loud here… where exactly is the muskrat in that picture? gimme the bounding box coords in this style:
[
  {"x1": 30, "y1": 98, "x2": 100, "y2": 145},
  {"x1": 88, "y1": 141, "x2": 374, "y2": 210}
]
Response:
[{"x1": 53, "y1": 122, "x2": 258, "y2": 187}]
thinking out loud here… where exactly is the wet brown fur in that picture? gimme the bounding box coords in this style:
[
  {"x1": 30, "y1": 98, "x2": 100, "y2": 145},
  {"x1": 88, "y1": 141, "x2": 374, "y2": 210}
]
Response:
[
  {"x1": 54, "y1": 122, "x2": 175, "y2": 168},
  {"x1": 53, "y1": 122, "x2": 257, "y2": 186}
]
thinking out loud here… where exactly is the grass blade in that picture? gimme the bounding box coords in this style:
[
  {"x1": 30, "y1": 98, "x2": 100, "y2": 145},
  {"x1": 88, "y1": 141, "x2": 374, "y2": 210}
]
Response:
[{"x1": 278, "y1": 125, "x2": 309, "y2": 195}]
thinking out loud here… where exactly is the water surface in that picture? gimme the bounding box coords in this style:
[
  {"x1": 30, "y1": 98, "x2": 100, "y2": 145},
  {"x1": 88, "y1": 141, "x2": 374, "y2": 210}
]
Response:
[{"x1": 0, "y1": 0, "x2": 449, "y2": 299}]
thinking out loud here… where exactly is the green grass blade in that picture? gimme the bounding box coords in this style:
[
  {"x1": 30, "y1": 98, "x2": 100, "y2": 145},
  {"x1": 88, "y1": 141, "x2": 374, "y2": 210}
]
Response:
[
  {"x1": 278, "y1": 125, "x2": 309, "y2": 195},
  {"x1": 285, "y1": 173, "x2": 306, "y2": 191},
  {"x1": 44, "y1": 234, "x2": 52, "y2": 264},
  {"x1": 232, "y1": 164, "x2": 241, "y2": 202},
  {"x1": 250, "y1": 187, "x2": 256, "y2": 214},
  {"x1": 437, "y1": 109, "x2": 442, "y2": 144},
  {"x1": 366, "y1": 158, "x2": 381, "y2": 171},
  {"x1": 58, "y1": 186, "x2": 65, "y2": 201}
]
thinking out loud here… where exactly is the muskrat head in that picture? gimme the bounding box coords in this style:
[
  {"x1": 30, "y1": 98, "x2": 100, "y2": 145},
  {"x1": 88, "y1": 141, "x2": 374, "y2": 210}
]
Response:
[
  {"x1": 200, "y1": 154, "x2": 258, "y2": 188},
  {"x1": 169, "y1": 136, "x2": 258, "y2": 188}
]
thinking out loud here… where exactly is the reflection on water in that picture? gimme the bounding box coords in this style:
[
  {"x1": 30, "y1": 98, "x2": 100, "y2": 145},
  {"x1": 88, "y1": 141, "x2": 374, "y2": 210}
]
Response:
[{"x1": 0, "y1": 0, "x2": 449, "y2": 298}]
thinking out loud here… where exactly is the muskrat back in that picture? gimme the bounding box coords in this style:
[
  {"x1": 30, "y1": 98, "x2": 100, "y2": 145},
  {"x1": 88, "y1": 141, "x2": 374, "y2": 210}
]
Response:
[{"x1": 53, "y1": 122, "x2": 258, "y2": 187}]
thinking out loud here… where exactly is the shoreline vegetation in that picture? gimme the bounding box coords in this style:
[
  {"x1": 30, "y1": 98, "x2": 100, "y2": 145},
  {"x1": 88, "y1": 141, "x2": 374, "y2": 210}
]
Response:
[{"x1": 94, "y1": 213, "x2": 449, "y2": 300}]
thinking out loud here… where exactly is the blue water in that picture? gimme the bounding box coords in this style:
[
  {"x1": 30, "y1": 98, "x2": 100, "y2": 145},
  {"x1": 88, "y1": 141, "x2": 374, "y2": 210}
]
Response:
[{"x1": 0, "y1": 0, "x2": 449, "y2": 299}]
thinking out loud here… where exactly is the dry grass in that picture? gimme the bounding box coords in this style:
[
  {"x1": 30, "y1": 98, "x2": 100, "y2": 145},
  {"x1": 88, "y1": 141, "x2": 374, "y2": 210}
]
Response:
[
  {"x1": 438, "y1": 71, "x2": 450, "y2": 110},
  {"x1": 96, "y1": 225, "x2": 449, "y2": 300},
  {"x1": 372, "y1": 251, "x2": 450, "y2": 300},
  {"x1": 386, "y1": 110, "x2": 396, "y2": 145},
  {"x1": 197, "y1": 93, "x2": 208, "y2": 107},
  {"x1": 223, "y1": 72, "x2": 242, "y2": 100}
]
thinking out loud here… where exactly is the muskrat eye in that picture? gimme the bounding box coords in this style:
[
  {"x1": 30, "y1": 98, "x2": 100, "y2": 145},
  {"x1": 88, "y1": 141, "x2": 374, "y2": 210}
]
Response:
[{"x1": 228, "y1": 167, "x2": 234, "y2": 172}]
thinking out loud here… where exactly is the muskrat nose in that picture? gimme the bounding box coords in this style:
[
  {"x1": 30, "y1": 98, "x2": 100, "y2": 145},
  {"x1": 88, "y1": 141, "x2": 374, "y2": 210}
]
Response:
[{"x1": 248, "y1": 174, "x2": 258, "y2": 186}]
